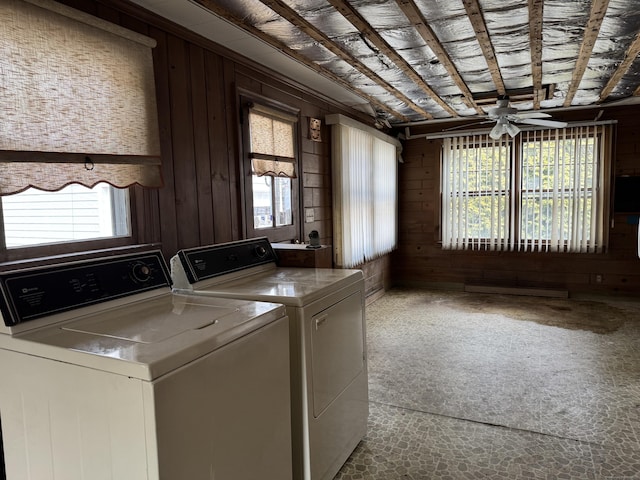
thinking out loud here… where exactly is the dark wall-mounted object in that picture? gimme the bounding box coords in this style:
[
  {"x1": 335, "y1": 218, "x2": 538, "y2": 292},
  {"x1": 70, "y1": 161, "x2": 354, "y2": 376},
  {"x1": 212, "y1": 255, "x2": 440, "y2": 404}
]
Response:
[{"x1": 614, "y1": 176, "x2": 640, "y2": 213}]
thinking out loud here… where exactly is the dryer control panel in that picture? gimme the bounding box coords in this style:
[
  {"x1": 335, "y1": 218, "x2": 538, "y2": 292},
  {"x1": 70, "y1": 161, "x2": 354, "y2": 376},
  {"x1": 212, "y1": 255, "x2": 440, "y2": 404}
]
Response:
[
  {"x1": 0, "y1": 251, "x2": 171, "y2": 327},
  {"x1": 177, "y1": 237, "x2": 276, "y2": 283}
]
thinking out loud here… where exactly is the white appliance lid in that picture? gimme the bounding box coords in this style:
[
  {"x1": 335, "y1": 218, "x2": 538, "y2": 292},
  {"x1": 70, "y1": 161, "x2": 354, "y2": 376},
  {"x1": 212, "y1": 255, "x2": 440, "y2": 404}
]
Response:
[
  {"x1": 190, "y1": 267, "x2": 363, "y2": 306},
  {"x1": 172, "y1": 239, "x2": 363, "y2": 306},
  {"x1": 0, "y1": 293, "x2": 286, "y2": 381}
]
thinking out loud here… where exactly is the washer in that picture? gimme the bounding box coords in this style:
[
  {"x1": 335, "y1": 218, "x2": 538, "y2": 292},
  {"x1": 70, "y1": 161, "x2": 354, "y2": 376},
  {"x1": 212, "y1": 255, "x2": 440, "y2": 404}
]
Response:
[
  {"x1": 0, "y1": 251, "x2": 292, "y2": 480},
  {"x1": 170, "y1": 238, "x2": 368, "y2": 480}
]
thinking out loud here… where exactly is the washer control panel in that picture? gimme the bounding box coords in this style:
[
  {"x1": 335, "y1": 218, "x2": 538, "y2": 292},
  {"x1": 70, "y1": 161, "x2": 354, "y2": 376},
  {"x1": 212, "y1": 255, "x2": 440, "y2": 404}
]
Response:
[
  {"x1": 177, "y1": 237, "x2": 276, "y2": 283},
  {"x1": 0, "y1": 251, "x2": 171, "y2": 326}
]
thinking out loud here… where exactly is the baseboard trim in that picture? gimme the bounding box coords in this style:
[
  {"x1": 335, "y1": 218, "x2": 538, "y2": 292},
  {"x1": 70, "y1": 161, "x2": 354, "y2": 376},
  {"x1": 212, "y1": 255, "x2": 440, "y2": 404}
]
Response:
[
  {"x1": 464, "y1": 284, "x2": 569, "y2": 298},
  {"x1": 365, "y1": 288, "x2": 386, "y2": 306}
]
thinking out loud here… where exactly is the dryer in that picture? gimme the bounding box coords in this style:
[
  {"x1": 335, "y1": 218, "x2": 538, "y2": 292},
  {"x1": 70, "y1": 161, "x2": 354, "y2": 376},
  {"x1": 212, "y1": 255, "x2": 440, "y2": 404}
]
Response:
[
  {"x1": 0, "y1": 251, "x2": 292, "y2": 480},
  {"x1": 170, "y1": 238, "x2": 368, "y2": 480}
]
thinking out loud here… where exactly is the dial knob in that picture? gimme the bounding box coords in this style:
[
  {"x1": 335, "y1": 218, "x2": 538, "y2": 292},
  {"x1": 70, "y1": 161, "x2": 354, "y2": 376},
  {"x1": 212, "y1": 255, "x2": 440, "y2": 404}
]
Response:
[
  {"x1": 255, "y1": 245, "x2": 267, "y2": 258},
  {"x1": 131, "y1": 263, "x2": 151, "y2": 283}
]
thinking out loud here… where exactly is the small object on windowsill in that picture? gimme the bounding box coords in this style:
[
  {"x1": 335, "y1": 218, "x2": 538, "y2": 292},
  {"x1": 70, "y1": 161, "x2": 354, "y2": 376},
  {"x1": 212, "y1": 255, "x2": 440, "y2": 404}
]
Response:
[{"x1": 308, "y1": 230, "x2": 321, "y2": 248}]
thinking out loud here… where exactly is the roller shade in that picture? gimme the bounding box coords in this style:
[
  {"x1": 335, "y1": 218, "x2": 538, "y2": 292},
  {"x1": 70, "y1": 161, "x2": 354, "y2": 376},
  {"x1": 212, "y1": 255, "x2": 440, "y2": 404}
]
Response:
[
  {"x1": 248, "y1": 104, "x2": 297, "y2": 179},
  {"x1": 0, "y1": 0, "x2": 162, "y2": 194},
  {"x1": 251, "y1": 156, "x2": 296, "y2": 178}
]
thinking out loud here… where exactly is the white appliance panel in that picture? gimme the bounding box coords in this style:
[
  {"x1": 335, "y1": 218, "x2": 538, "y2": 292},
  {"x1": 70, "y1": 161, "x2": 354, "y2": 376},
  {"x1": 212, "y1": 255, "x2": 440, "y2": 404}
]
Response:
[
  {"x1": 308, "y1": 374, "x2": 368, "y2": 480},
  {"x1": 297, "y1": 285, "x2": 368, "y2": 480},
  {"x1": 0, "y1": 350, "x2": 151, "y2": 480},
  {"x1": 0, "y1": 317, "x2": 292, "y2": 480},
  {"x1": 310, "y1": 291, "x2": 364, "y2": 417},
  {"x1": 171, "y1": 239, "x2": 368, "y2": 480},
  {"x1": 153, "y1": 317, "x2": 291, "y2": 479},
  {"x1": 0, "y1": 251, "x2": 293, "y2": 480}
]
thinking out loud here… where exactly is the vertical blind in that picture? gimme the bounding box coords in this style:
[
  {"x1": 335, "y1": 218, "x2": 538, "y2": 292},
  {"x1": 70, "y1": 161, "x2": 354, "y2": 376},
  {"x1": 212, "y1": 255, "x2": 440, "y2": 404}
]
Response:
[
  {"x1": 441, "y1": 136, "x2": 513, "y2": 251},
  {"x1": 519, "y1": 125, "x2": 610, "y2": 253},
  {"x1": 0, "y1": 0, "x2": 162, "y2": 194},
  {"x1": 441, "y1": 123, "x2": 611, "y2": 253},
  {"x1": 327, "y1": 114, "x2": 399, "y2": 268}
]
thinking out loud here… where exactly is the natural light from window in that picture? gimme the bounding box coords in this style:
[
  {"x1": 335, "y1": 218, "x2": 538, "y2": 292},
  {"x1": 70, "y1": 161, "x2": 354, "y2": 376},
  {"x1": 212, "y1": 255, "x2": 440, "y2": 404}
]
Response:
[
  {"x1": 1, "y1": 183, "x2": 130, "y2": 248},
  {"x1": 248, "y1": 107, "x2": 295, "y2": 230},
  {"x1": 441, "y1": 124, "x2": 611, "y2": 253}
]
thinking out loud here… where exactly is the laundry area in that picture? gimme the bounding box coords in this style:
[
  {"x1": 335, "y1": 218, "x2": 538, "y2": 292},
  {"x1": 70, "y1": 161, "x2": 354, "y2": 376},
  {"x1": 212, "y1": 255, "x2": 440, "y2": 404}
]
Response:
[
  {"x1": 0, "y1": 251, "x2": 294, "y2": 479},
  {"x1": 3, "y1": 0, "x2": 640, "y2": 479}
]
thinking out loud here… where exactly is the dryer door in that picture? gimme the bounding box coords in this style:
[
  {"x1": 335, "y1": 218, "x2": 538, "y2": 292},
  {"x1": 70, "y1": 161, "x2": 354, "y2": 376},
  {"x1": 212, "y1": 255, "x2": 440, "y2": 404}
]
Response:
[{"x1": 310, "y1": 291, "x2": 364, "y2": 417}]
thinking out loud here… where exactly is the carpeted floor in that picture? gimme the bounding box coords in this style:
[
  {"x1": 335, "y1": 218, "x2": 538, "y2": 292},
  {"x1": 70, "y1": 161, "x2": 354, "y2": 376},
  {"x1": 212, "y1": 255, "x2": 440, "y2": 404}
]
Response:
[{"x1": 334, "y1": 288, "x2": 640, "y2": 479}]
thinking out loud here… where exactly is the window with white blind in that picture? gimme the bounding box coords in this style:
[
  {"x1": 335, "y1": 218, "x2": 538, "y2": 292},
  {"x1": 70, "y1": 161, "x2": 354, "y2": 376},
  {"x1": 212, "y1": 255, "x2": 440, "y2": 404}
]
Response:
[
  {"x1": 241, "y1": 98, "x2": 300, "y2": 242},
  {"x1": 441, "y1": 123, "x2": 613, "y2": 253},
  {"x1": 1, "y1": 184, "x2": 129, "y2": 248},
  {"x1": 327, "y1": 114, "x2": 400, "y2": 268}
]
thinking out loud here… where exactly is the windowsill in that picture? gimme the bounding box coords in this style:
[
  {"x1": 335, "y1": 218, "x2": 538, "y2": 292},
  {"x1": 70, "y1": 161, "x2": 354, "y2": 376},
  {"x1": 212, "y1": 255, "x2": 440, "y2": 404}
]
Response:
[{"x1": 0, "y1": 243, "x2": 162, "y2": 271}]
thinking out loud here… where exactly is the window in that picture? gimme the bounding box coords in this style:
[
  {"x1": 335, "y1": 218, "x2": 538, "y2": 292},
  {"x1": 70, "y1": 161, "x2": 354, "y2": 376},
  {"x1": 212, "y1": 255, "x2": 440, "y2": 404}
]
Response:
[
  {"x1": 0, "y1": 0, "x2": 160, "y2": 260},
  {"x1": 326, "y1": 114, "x2": 399, "y2": 268},
  {"x1": 441, "y1": 123, "x2": 613, "y2": 253},
  {"x1": 241, "y1": 99, "x2": 299, "y2": 242},
  {"x1": 1, "y1": 183, "x2": 129, "y2": 248}
]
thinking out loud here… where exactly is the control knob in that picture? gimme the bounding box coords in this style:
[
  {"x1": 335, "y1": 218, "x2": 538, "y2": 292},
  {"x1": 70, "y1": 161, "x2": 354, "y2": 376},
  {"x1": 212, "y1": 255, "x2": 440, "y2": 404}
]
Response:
[
  {"x1": 255, "y1": 245, "x2": 267, "y2": 258},
  {"x1": 131, "y1": 262, "x2": 152, "y2": 283}
]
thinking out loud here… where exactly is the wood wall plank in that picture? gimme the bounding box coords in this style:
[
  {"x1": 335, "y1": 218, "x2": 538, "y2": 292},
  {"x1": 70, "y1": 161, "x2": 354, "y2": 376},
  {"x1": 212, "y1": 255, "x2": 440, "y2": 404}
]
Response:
[
  {"x1": 394, "y1": 109, "x2": 640, "y2": 296},
  {"x1": 167, "y1": 35, "x2": 200, "y2": 249},
  {"x1": 189, "y1": 44, "x2": 215, "y2": 246},
  {"x1": 149, "y1": 26, "x2": 179, "y2": 258},
  {"x1": 205, "y1": 52, "x2": 235, "y2": 244}
]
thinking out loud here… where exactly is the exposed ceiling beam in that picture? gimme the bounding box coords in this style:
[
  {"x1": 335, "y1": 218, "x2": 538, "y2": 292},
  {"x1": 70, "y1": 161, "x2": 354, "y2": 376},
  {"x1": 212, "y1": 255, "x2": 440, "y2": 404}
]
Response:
[
  {"x1": 395, "y1": 0, "x2": 483, "y2": 115},
  {"x1": 256, "y1": 0, "x2": 432, "y2": 120},
  {"x1": 326, "y1": 0, "x2": 458, "y2": 117},
  {"x1": 461, "y1": 0, "x2": 506, "y2": 97},
  {"x1": 564, "y1": 0, "x2": 610, "y2": 107},
  {"x1": 599, "y1": 31, "x2": 640, "y2": 101},
  {"x1": 193, "y1": 0, "x2": 411, "y2": 122},
  {"x1": 528, "y1": 0, "x2": 544, "y2": 109}
]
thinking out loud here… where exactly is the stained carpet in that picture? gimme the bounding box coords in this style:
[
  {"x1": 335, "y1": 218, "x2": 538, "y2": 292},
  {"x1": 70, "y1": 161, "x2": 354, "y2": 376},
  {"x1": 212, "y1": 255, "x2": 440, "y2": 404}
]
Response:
[{"x1": 334, "y1": 289, "x2": 640, "y2": 479}]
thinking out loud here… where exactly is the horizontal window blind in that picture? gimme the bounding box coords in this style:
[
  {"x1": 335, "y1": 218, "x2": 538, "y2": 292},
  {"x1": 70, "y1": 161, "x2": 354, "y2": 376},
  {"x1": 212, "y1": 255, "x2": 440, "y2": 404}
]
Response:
[{"x1": 2, "y1": 183, "x2": 129, "y2": 247}]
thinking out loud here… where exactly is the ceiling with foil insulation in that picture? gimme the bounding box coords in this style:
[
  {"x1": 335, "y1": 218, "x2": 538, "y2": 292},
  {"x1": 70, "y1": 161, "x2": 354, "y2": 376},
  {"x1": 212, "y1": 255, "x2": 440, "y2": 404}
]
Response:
[{"x1": 153, "y1": 0, "x2": 640, "y2": 125}]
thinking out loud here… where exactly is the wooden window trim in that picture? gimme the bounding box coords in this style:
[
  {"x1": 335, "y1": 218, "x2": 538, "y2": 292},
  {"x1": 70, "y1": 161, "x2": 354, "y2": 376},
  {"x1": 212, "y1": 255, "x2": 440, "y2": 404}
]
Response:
[{"x1": 239, "y1": 93, "x2": 301, "y2": 243}]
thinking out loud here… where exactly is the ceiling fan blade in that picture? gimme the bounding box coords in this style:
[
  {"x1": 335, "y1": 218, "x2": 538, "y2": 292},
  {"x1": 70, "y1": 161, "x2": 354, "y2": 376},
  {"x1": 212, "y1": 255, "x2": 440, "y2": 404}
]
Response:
[
  {"x1": 512, "y1": 112, "x2": 551, "y2": 119},
  {"x1": 443, "y1": 120, "x2": 493, "y2": 132},
  {"x1": 489, "y1": 123, "x2": 504, "y2": 140},
  {"x1": 516, "y1": 118, "x2": 568, "y2": 128},
  {"x1": 505, "y1": 122, "x2": 520, "y2": 137}
]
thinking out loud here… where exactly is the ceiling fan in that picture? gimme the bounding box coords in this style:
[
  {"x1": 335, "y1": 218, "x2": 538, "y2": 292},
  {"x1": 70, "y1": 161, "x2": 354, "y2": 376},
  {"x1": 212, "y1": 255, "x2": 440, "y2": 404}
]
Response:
[{"x1": 487, "y1": 96, "x2": 568, "y2": 139}]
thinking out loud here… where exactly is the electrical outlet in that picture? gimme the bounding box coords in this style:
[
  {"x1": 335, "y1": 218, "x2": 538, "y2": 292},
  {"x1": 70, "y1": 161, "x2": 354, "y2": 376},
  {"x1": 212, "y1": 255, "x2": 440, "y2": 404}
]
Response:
[{"x1": 595, "y1": 274, "x2": 602, "y2": 283}]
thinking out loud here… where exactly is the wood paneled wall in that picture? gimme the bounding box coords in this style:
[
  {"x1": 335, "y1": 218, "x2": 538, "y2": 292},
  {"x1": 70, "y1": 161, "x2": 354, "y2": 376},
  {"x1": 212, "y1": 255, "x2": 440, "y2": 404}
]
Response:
[
  {"x1": 393, "y1": 105, "x2": 640, "y2": 296},
  {"x1": 56, "y1": 0, "x2": 375, "y2": 265}
]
